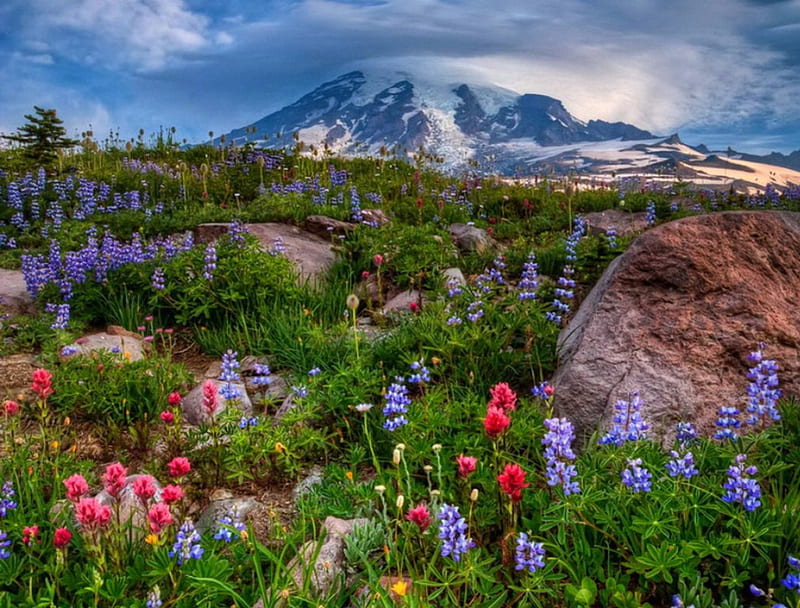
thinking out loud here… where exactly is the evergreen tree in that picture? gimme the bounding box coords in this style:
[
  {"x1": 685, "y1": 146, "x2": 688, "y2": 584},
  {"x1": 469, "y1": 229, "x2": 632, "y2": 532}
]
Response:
[{"x1": 2, "y1": 106, "x2": 78, "y2": 166}]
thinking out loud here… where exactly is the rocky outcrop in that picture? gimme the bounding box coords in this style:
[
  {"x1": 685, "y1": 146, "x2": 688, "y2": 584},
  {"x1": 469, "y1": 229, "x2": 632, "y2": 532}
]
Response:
[{"x1": 552, "y1": 211, "x2": 800, "y2": 442}]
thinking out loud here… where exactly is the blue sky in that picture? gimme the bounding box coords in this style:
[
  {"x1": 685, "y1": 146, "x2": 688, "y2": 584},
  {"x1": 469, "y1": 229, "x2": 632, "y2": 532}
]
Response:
[{"x1": 1, "y1": 0, "x2": 799, "y2": 154}]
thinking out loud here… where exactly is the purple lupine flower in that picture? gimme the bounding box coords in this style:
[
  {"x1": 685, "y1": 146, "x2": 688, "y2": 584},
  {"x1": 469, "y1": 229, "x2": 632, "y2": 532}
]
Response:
[
  {"x1": 517, "y1": 252, "x2": 539, "y2": 300},
  {"x1": 722, "y1": 453, "x2": 761, "y2": 511},
  {"x1": 466, "y1": 300, "x2": 484, "y2": 323},
  {"x1": 446, "y1": 315, "x2": 463, "y2": 326},
  {"x1": 605, "y1": 226, "x2": 618, "y2": 249},
  {"x1": 514, "y1": 532, "x2": 546, "y2": 572},
  {"x1": 599, "y1": 392, "x2": 649, "y2": 446},
  {"x1": 213, "y1": 505, "x2": 246, "y2": 543},
  {"x1": 307, "y1": 367, "x2": 321, "y2": 377},
  {"x1": 0, "y1": 482, "x2": 17, "y2": 518},
  {"x1": 714, "y1": 405, "x2": 741, "y2": 441},
  {"x1": 238, "y1": 416, "x2": 259, "y2": 429},
  {"x1": 270, "y1": 236, "x2": 286, "y2": 256},
  {"x1": 671, "y1": 595, "x2": 695, "y2": 608},
  {"x1": 145, "y1": 588, "x2": 162, "y2": 608},
  {"x1": 675, "y1": 422, "x2": 698, "y2": 447},
  {"x1": 621, "y1": 458, "x2": 652, "y2": 493},
  {"x1": 531, "y1": 381, "x2": 554, "y2": 401},
  {"x1": 383, "y1": 381, "x2": 411, "y2": 431},
  {"x1": 744, "y1": 344, "x2": 781, "y2": 426},
  {"x1": 46, "y1": 303, "x2": 70, "y2": 330},
  {"x1": 203, "y1": 243, "x2": 217, "y2": 280},
  {"x1": 782, "y1": 555, "x2": 800, "y2": 595},
  {"x1": 437, "y1": 504, "x2": 475, "y2": 562},
  {"x1": 542, "y1": 417, "x2": 580, "y2": 495},
  {"x1": 548, "y1": 265, "x2": 576, "y2": 325},
  {"x1": 408, "y1": 359, "x2": 431, "y2": 384},
  {"x1": 446, "y1": 278, "x2": 463, "y2": 298},
  {"x1": 666, "y1": 450, "x2": 698, "y2": 479},
  {"x1": 219, "y1": 349, "x2": 241, "y2": 400},
  {"x1": 151, "y1": 267, "x2": 166, "y2": 290},
  {"x1": 645, "y1": 200, "x2": 657, "y2": 226},
  {"x1": 292, "y1": 385, "x2": 308, "y2": 398},
  {"x1": 565, "y1": 216, "x2": 585, "y2": 263},
  {"x1": 169, "y1": 519, "x2": 204, "y2": 565},
  {"x1": 349, "y1": 187, "x2": 363, "y2": 222},
  {"x1": 227, "y1": 220, "x2": 248, "y2": 248},
  {"x1": 0, "y1": 530, "x2": 10, "y2": 559},
  {"x1": 252, "y1": 363, "x2": 272, "y2": 386}
]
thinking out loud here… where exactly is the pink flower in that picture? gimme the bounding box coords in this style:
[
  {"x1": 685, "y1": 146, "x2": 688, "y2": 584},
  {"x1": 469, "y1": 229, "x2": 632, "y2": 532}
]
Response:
[
  {"x1": 75, "y1": 498, "x2": 111, "y2": 530},
  {"x1": 160, "y1": 484, "x2": 184, "y2": 505},
  {"x1": 202, "y1": 380, "x2": 219, "y2": 417},
  {"x1": 488, "y1": 382, "x2": 517, "y2": 412},
  {"x1": 160, "y1": 410, "x2": 175, "y2": 424},
  {"x1": 497, "y1": 463, "x2": 529, "y2": 503},
  {"x1": 168, "y1": 392, "x2": 183, "y2": 406},
  {"x1": 102, "y1": 462, "x2": 128, "y2": 498},
  {"x1": 132, "y1": 475, "x2": 157, "y2": 505},
  {"x1": 53, "y1": 527, "x2": 72, "y2": 549},
  {"x1": 373, "y1": 254, "x2": 384, "y2": 267},
  {"x1": 483, "y1": 406, "x2": 511, "y2": 439},
  {"x1": 409, "y1": 302, "x2": 420, "y2": 313},
  {"x1": 544, "y1": 384, "x2": 555, "y2": 397},
  {"x1": 22, "y1": 525, "x2": 39, "y2": 545},
  {"x1": 63, "y1": 473, "x2": 89, "y2": 502},
  {"x1": 2, "y1": 400, "x2": 19, "y2": 416},
  {"x1": 361, "y1": 270, "x2": 370, "y2": 279},
  {"x1": 456, "y1": 455, "x2": 478, "y2": 478},
  {"x1": 147, "y1": 502, "x2": 174, "y2": 533},
  {"x1": 31, "y1": 369, "x2": 54, "y2": 399},
  {"x1": 167, "y1": 457, "x2": 191, "y2": 478},
  {"x1": 405, "y1": 503, "x2": 432, "y2": 532}
]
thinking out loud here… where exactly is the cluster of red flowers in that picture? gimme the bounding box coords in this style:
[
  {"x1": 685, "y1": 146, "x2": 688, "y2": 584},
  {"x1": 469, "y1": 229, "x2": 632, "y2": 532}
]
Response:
[
  {"x1": 58, "y1": 457, "x2": 192, "y2": 544},
  {"x1": 31, "y1": 368, "x2": 53, "y2": 400},
  {"x1": 483, "y1": 382, "x2": 517, "y2": 439}
]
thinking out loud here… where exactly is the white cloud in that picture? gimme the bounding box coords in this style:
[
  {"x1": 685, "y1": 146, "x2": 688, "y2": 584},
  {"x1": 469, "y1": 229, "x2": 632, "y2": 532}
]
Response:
[{"x1": 25, "y1": 0, "x2": 216, "y2": 71}]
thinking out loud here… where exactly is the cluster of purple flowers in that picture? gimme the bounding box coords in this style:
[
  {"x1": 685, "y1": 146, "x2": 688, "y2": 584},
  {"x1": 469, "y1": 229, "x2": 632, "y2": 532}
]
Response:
[
  {"x1": 437, "y1": 504, "x2": 475, "y2": 562},
  {"x1": 214, "y1": 506, "x2": 247, "y2": 543},
  {"x1": 270, "y1": 236, "x2": 287, "y2": 256},
  {"x1": 238, "y1": 416, "x2": 259, "y2": 429},
  {"x1": 598, "y1": 392, "x2": 650, "y2": 446},
  {"x1": 605, "y1": 226, "x2": 618, "y2": 249},
  {"x1": 0, "y1": 531, "x2": 10, "y2": 560},
  {"x1": 621, "y1": 458, "x2": 652, "y2": 493},
  {"x1": 721, "y1": 453, "x2": 761, "y2": 512},
  {"x1": 45, "y1": 302, "x2": 70, "y2": 330},
  {"x1": 665, "y1": 450, "x2": 698, "y2": 479},
  {"x1": 0, "y1": 482, "x2": 16, "y2": 518},
  {"x1": 542, "y1": 417, "x2": 580, "y2": 495},
  {"x1": 517, "y1": 252, "x2": 539, "y2": 300},
  {"x1": 202, "y1": 243, "x2": 217, "y2": 281},
  {"x1": 349, "y1": 187, "x2": 363, "y2": 222},
  {"x1": 466, "y1": 300, "x2": 484, "y2": 323},
  {"x1": 219, "y1": 350, "x2": 241, "y2": 400},
  {"x1": 383, "y1": 381, "x2": 411, "y2": 431},
  {"x1": 781, "y1": 555, "x2": 800, "y2": 595},
  {"x1": 227, "y1": 220, "x2": 248, "y2": 248},
  {"x1": 546, "y1": 265, "x2": 576, "y2": 325},
  {"x1": 514, "y1": 532, "x2": 546, "y2": 573},
  {"x1": 169, "y1": 520, "x2": 204, "y2": 565},
  {"x1": 251, "y1": 363, "x2": 272, "y2": 387},
  {"x1": 744, "y1": 345, "x2": 781, "y2": 426},
  {"x1": 645, "y1": 200, "x2": 657, "y2": 226},
  {"x1": 714, "y1": 405, "x2": 741, "y2": 441},
  {"x1": 145, "y1": 588, "x2": 162, "y2": 608},
  {"x1": 474, "y1": 256, "x2": 506, "y2": 294},
  {"x1": 151, "y1": 267, "x2": 166, "y2": 291},
  {"x1": 408, "y1": 359, "x2": 431, "y2": 384},
  {"x1": 675, "y1": 422, "x2": 698, "y2": 447}
]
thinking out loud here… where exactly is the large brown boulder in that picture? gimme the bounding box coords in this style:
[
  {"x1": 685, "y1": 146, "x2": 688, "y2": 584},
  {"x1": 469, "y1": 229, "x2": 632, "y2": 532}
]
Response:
[{"x1": 552, "y1": 211, "x2": 800, "y2": 442}]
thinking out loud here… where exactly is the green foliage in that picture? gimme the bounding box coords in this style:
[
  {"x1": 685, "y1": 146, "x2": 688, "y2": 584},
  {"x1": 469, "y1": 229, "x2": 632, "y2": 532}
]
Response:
[{"x1": 48, "y1": 350, "x2": 192, "y2": 424}]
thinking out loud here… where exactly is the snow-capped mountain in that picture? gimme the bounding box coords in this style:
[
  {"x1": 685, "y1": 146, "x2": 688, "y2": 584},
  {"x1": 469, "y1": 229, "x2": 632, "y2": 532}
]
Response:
[
  {"x1": 216, "y1": 70, "x2": 800, "y2": 189},
  {"x1": 218, "y1": 70, "x2": 652, "y2": 169}
]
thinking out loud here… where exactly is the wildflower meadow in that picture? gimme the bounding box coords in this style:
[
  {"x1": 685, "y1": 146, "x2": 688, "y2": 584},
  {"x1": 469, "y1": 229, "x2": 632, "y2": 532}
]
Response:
[{"x1": 0, "y1": 128, "x2": 799, "y2": 607}]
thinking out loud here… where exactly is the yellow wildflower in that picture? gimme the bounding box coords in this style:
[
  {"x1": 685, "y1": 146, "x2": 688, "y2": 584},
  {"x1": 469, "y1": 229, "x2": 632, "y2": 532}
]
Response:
[{"x1": 390, "y1": 579, "x2": 408, "y2": 597}]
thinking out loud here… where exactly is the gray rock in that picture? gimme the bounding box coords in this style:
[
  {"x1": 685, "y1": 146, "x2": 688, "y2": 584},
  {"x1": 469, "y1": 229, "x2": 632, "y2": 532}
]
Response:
[
  {"x1": 552, "y1": 211, "x2": 800, "y2": 443},
  {"x1": 0, "y1": 269, "x2": 35, "y2": 315},
  {"x1": 63, "y1": 331, "x2": 146, "y2": 362},
  {"x1": 382, "y1": 289, "x2": 422, "y2": 314},
  {"x1": 442, "y1": 267, "x2": 466, "y2": 288},
  {"x1": 196, "y1": 496, "x2": 261, "y2": 535},
  {"x1": 582, "y1": 209, "x2": 648, "y2": 236},
  {"x1": 304, "y1": 215, "x2": 355, "y2": 237},
  {"x1": 449, "y1": 223, "x2": 495, "y2": 253}
]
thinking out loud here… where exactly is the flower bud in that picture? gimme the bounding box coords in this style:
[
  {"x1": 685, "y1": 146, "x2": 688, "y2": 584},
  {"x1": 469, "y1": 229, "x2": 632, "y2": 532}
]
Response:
[
  {"x1": 470, "y1": 488, "x2": 479, "y2": 502},
  {"x1": 375, "y1": 485, "x2": 386, "y2": 495},
  {"x1": 423, "y1": 465, "x2": 433, "y2": 472},
  {"x1": 396, "y1": 495, "x2": 405, "y2": 510},
  {"x1": 432, "y1": 444, "x2": 442, "y2": 453},
  {"x1": 393, "y1": 449, "x2": 402, "y2": 465},
  {"x1": 346, "y1": 294, "x2": 360, "y2": 310}
]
